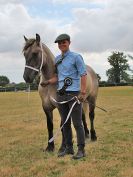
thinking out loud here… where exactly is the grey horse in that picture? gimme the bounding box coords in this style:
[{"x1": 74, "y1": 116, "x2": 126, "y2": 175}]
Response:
[{"x1": 23, "y1": 34, "x2": 98, "y2": 152}]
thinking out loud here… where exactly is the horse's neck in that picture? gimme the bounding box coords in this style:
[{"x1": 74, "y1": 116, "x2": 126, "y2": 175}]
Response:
[{"x1": 41, "y1": 44, "x2": 55, "y2": 81}]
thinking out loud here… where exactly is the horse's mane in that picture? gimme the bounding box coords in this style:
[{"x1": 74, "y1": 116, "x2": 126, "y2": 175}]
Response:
[
  {"x1": 42, "y1": 43, "x2": 55, "y2": 62},
  {"x1": 23, "y1": 39, "x2": 36, "y2": 51}
]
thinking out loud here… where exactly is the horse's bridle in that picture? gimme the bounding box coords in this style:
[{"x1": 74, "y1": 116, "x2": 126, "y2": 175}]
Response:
[{"x1": 25, "y1": 42, "x2": 44, "y2": 73}]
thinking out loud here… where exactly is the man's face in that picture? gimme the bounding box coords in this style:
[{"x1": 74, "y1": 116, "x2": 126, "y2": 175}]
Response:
[{"x1": 58, "y1": 40, "x2": 70, "y2": 53}]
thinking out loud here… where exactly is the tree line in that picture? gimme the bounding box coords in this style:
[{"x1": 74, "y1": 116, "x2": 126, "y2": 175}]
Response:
[
  {"x1": 0, "y1": 51, "x2": 132, "y2": 90},
  {"x1": 97, "y1": 51, "x2": 132, "y2": 86}
]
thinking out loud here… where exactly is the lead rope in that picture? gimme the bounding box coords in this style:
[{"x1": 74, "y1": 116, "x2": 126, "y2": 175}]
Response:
[
  {"x1": 27, "y1": 84, "x2": 30, "y2": 105},
  {"x1": 48, "y1": 96, "x2": 80, "y2": 143},
  {"x1": 27, "y1": 84, "x2": 31, "y2": 119}
]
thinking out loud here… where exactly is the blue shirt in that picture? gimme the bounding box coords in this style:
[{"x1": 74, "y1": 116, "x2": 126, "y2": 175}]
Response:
[{"x1": 55, "y1": 50, "x2": 87, "y2": 91}]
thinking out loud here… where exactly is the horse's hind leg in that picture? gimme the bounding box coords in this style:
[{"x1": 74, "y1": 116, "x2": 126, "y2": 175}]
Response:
[
  {"x1": 43, "y1": 109, "x2": 54, "y2": 152},
  {"x1": 58, "y1": 120, "x2": 66, "y2": 153},
  {"x1": 87, "y1": 97, "x2": 97, "y2": 141},
  {"x1": 82, "y1": 109, "x2": 89, "y2": 138}
]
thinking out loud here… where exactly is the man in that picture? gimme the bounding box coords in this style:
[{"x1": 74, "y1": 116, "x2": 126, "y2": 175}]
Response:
[{"x1": 41, "y1": 34, "x2": 87, "y2": 159}]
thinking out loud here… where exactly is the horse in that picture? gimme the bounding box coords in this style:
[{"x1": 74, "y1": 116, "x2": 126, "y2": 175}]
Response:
[{"x1": 23, "y1": 34, "x2": 98, "y2": 152}]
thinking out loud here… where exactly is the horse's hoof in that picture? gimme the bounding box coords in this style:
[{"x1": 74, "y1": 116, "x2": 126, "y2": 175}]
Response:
[
  {"x1": 44, "y1": 146, "x2": 54, "y2": 152},
  {"x1": 85, "y1": 133, "x2": 89, "y2": 139},
  {"x1": 90, "y1": 130, "x2": 97, "y2": 141},
  {"x1": 91, "y1": 136, "x2": 97, "y2": 141}
]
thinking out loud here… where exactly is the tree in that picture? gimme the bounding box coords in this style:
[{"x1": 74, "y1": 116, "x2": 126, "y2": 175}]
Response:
[
  {"x1": 16, "y1": 82, "x2": 27, "y2": 88},
  {"x1": 0, "y1": 76, "x2": 10, "y2": 87},
  {"x1": 106, "y1": 52, "x2": 130, "y2": 83},
  {"x1": 128, "y1": 55, "x2": 133, "y2": 73},
  {"x1": 127, "y1": 55, "x2": 133, "y2": 83}
]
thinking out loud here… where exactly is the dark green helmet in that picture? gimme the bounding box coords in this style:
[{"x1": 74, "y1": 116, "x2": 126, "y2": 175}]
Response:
[{"x1": 54, "y1": 34, "x2": 70, "y2": 43}]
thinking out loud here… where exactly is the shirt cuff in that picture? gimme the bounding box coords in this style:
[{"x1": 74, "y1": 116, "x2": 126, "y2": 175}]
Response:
[{"x1": 80, "y1": 72, "x2": 87, "y2": 76}]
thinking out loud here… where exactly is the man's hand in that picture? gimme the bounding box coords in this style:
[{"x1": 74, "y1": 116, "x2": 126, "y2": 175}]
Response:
[
  {"x1": 40, "y1": 80, "x2": 49, "y2": 87},
  {"x1": 78, "y1": 92, "x2": 86, "y2": 102},
  {"x1": 40, "y1": 75, "x2": 58, "y2": 87}
]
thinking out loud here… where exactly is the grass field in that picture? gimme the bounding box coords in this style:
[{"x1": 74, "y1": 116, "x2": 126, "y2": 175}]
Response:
[{"x1": 0, "y1": 86, "x2": 133, "y2": 177}]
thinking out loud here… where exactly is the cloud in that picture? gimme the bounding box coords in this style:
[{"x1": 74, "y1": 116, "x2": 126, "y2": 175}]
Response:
[
  {"x1": 1, "y1": 0, "x2": 132, "y2": 54},
  {"x1": 82, "y1": 51, "x2": 110, "y2": 80},
  {"x1": 0, "y1": 0, "x2": 132, "y2": 82},
  {"x1": 52, "y1": 0, "x2": 106, "y2": 4},
  {"x1": 0, "y1": 0, "x2": 37, "y2": 5},
  {"x1": 0, "y1": 3, "x2": 59, "y2": 53},
  {"x1": 52, "y1": 0, "x2": 89, "y2": 3},
  {"x1": 0, "y1": 51, "x2": 25, "y2": 82},
  {"x1": 0, "y1": 4, "x2": 31, "y2": 53},
  {"x1": 71, "y1": 0, "x2": 133, "y2": 53}
]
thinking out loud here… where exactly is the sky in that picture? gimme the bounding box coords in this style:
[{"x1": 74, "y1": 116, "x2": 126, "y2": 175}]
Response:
[{"x1": 0, "y1": 0, "x2": 133, "y2": 83}]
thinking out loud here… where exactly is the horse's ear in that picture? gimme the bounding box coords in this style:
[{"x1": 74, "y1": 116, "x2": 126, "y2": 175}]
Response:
[
  {"x1": 36, "y1": 33, "x2": 40, "y2": 44},
  {"x1": 24, "y1": 35, "x2": 28, "y2": 42}
]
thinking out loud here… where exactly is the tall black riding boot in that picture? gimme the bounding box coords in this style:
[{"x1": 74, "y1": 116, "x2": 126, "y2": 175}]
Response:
[{"x1": 72, "y1": 146, "x2": 85, "y2": 160}]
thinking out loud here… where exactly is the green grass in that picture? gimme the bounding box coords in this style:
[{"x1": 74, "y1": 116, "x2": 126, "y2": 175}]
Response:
[{"x1": 0, "y1": 86, "x2": 133, "y2": 177}]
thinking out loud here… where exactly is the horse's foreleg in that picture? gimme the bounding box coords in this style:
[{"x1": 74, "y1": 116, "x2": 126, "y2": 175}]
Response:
[
  {"x1": 88, "y1": 97, "x2": 97, "y2": 141},
  {"x1": 43, "y1": 109, "x2": 55, "y2": 152},
  {"x1": 82, "y1": 109, "x2": 89, "y2": 138}
]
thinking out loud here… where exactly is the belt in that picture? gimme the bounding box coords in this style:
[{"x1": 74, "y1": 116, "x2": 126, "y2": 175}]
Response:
[{"x1": 57, "y1": 90, "x2": 79, "y2": 95}]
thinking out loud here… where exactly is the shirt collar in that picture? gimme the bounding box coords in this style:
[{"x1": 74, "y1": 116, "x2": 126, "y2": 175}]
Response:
[{"x1": 62, "y1": 50, "x2": 70, "y2": 57}]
